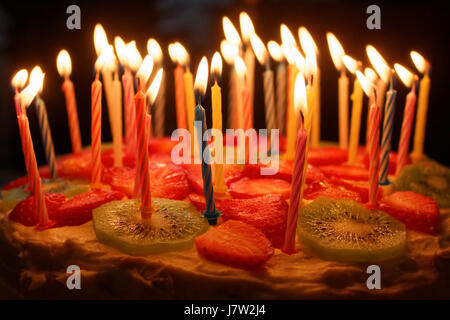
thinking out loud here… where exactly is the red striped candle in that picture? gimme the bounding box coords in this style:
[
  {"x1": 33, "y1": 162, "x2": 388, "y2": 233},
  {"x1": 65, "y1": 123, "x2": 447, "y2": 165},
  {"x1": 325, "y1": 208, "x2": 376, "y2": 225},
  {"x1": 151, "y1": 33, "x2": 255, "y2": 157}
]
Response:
[
  {"x1": 368, "y1": 97, "x2": 381, "y2": 206},
  {"x1": 62, "y1": 78, "x2": 82, "y2": 153},
  {"x1": 396, "y1": 88, "x2": 417, "y2": 175},
  {"x1": 91, "y1": 75, "x2": 103, "y2": 185},
  {"x1": 123, "y1": 68, "x2": 137, "y2": 153}
]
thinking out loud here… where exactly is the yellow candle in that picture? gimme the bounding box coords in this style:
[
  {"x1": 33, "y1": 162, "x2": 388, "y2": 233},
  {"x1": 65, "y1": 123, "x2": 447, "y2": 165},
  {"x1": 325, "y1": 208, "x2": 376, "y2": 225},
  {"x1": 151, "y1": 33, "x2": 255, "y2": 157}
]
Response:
[
  {"x1": 347, "y1": 78, "x2": 364, "y2": 164},
  {"x1": 338, "y1": 70, "x2": 349, "y2": 148},
  {"x1": 285, "y1": 64, "x2": 298, "y2": 159},
  {"x1": 311, "y1": 66, "x2": 320, "y2": 147},
  {"x1": 411, "y1": 51, "x2": 431, "y2": 161},
  {"x1": 112, "y1": 73, "x2": 123, "y2": 167}
]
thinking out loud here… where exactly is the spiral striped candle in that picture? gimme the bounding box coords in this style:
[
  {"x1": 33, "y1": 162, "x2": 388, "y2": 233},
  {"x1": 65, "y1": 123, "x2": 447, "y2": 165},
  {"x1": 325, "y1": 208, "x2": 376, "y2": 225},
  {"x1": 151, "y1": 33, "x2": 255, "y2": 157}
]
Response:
[
  {"x1": 174, "y1": 65, "x2": 187, "y2": 129},
  {"x1": 62, "y1": 78, "x2": 82, "y2": 153},
  {"x1": 195, "y1": 104, "x2": 219, "y2": 225},
  {"x1": 263, "y1": 69, "x2": 276, "y2": 142},
  {"x1": 122, "y1": 69, "x2": 137, "y2": 153},
  {"x1": 396, "y1": 89, "x2": 417, "y2": 175},
  {"x1": 135, "y1": 91, "x2": 152, "y2": 218},
  {"x1": 20, "y1": 115, "x2": 49, "y2": 227},
  {"x1": 283, "y1": 121, "x2": 307, "y2": 254},
  {"x1": 35, "y1": 96, "x2": 57, "y2": 179},
  {"x1": 368, "y1": 98, "x2": 381, "y2": 206},
  {"x1": 379, "y1": 88, "x2": 397, "y2": 185},
  {"x1": 276, "y1": 62, "x2": 287, "y2": 135},
  {"x1": 91, "y1": 77, "x2": 103, "y2": 185}
]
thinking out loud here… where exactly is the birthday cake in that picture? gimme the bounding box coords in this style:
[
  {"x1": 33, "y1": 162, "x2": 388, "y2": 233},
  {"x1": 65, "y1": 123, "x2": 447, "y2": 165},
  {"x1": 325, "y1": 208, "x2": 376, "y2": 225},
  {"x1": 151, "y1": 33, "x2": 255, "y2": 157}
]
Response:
[{"x1": 2, "y1": 15, "x2": 450, "y2": 299}]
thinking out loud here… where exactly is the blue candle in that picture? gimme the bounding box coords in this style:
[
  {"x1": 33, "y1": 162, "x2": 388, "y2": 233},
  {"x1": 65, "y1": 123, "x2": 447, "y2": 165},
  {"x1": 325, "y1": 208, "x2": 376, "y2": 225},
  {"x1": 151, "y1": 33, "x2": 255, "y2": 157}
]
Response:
[
  {"x1": 35, "y1": 96, "x2": 57, "y2": 179},
  {"x1": 380, "y1": 76, "x2": 397, "y2": 185}
]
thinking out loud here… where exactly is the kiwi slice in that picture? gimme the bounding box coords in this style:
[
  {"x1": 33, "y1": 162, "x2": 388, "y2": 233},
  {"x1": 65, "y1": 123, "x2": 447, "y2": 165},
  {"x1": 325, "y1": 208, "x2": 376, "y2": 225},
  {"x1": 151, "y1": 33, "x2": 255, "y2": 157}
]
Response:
[
  {"x1": 0, "y1": 186, "x2": 29, "y2": 212},
  {"x1": 394, "y1": 162, "x2": 450, "y2": 209},
  {"x1": 298, "y1": 197, "x2": 406, "y2": 263},
  {"x1": 92, "y1": 198, "x2": 209, "y2": 255}
]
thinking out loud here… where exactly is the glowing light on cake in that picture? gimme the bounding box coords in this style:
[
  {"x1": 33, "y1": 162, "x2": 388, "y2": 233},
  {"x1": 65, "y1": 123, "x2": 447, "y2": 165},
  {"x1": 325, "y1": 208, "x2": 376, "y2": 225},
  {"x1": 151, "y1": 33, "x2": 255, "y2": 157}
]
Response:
[
  {"x1": 280, "y1": 24, "x2": 297, "y2": 48},
  {"x1": 250, "y1": 33, "x2": 268, "y2": 66},
  {"x1": 222, "y1": 17, "x2": 241, "y2": 46},
  {"x1": 94, "y1": 24, "x2": 109, "y2": 56},
  {"x1": 125, "y1": 41, "x2": 143, "y2": 73},
  {"x1": 239, "y1": 12, "x2": 255, "y2": 43},
  {"x1": 136, "y1": 54, "x2": 154, "y2": 88},
  {"x1": 326, "y1": 32, "x2": 345, "y2": 71},
  {"x1": 147, "y1": 38, "x2": 163, "y2": 65},
  {"x1": 267, "y1": 41, "x2": 283, "y2": 62},
  {"x1": 114, "y1": 36, "x2": 127, "y2": 67}
]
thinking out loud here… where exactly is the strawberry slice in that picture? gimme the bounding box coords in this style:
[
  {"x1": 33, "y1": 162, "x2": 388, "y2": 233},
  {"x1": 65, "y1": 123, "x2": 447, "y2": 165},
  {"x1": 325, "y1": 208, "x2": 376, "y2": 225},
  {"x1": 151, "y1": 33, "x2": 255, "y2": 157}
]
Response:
[
  {"x1": 148, "y1": 137, "x2": 178, "y2": 154},
  {"x1": 379, "y1": 191, "x2": 440, "y2": 233},
  {"x1": 58, "y1": 151, "x2": 92, "y2": 179},
  {"x1": 150, "y1": 163, "x2": 190, "y2": 200},
  {"x1": 9, "y1": 193, "x2": 66, "y2": 227},
  {"x1": 229, "y1": 177, "x2": 291, "y2": 199},
  {"x1": 188, "y1": 193, "x2": 207, "y2": 211},
  {"x1": 221, "y1": 194, "x2": 288, "y2": 248},
  {"x1": 363, "y1": 151, "x2": 411, "y2": 175},
  {"x1": 303, "y1": 181, "x2": 363, "y2": 202},
  {"x1": 183, "y1": 164, "x2": 243, "y2": 194},
  {"x1": 319, "y1": 164, "x2": 369, "y2": 181},
  {"x1": 307, "y1": 147, "x2": 348, "y2": 166},
  {"x1": 54, "y1": 189, "x2": 124, "y2": 226},
  {"x1": 243, "y1": 160, "x2": 293, "y2": 181},
  {"x1": 329, "y1": 177, "x2": 383, "y2": 203},
  {"x1": 195, "y1": 220, "x2": 274, "y2": 268},
  {"x1": 102, "y1": 166, "x2": 135, "y2": 197}
]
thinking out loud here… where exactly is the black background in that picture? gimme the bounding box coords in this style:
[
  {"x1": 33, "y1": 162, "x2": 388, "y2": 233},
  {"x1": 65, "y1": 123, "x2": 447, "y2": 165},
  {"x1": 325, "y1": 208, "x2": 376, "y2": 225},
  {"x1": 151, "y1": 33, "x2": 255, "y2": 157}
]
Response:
[{"x1": 0, "y1": 0, "x2": 449, "y2": 185}]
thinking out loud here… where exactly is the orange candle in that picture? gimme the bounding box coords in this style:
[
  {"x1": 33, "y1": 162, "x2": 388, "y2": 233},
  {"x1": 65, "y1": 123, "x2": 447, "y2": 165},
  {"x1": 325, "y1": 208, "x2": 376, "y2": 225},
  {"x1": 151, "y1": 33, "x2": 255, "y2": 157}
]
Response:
[{"x1": 91, "y1": 73, "x2": 103, "y2": 186}]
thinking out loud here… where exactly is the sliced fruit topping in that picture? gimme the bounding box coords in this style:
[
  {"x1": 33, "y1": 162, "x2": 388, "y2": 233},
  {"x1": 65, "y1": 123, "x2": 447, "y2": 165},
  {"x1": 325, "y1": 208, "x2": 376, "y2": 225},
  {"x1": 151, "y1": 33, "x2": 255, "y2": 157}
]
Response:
[
  {"x1": 298, "y1": 197, "x2": 406, "y2": 262},
  {"x1": 303, "y1": 181, "x2": 363, "y2": 203},
  {"x1": 319, "y1": 164, "x2": 369, "y2": 181},
  {"x1": 195, "y1": 220, "x2": 274, "y2": 268},
  {"x1": 9, "y1": 193, "x2": 66, "y2": 227},
  {"x1": 150, "y1": 164, "x2": 190, "y2": 200},
  {"x1": 54, "y1": 189, "x2": 124, "y2": 226},
  {"x1": 394, "y1": 162, "x2": 450, "y2": 209},
  {"x1": 220, "y1": 194, "x2": 288, "y2": 248},
  {"x1": 228, "y1": 177, "x2": 291, "y2": 199},
  {"x1": 380, "y1": 191, "x2": 440, "y2": 233},
  {"x1": 363, "y1": 151, "x2": 410, "y2": 175},
  {"x1": 148, "y1": 137, "x2": 178, "y2": 154},
  {"x1": 58, "y1": 152, "x2": 92, "y2": 179},
  {"x1": 329, "y1": 177, "x2": 382, "y2": 203},
  {"x1": 92, "y1": 198, "x2": 209, "y2": 255},
  {"x1": 102, "y1": 166, "x2": 135, "y2": 197},
  {"x1": 307, "y1": 147, "x2": 348, "y2": 166},
  {"x1": 188, "y1": 193, "x2": 207, "y2": 211}
]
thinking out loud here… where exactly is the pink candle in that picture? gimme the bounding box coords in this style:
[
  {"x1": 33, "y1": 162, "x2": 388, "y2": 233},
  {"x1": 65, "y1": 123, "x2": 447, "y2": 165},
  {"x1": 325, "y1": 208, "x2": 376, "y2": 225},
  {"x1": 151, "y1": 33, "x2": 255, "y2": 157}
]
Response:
[
  {"x1": 282, "y1": 119, "x2": 307, "y2": 254},
  {"x1": 123, "y1": 68, "x2": 137, "y2": 153},
  {"x1": 135, "y1": 90, "x2": 152, "y2": 218},
  {"x1": 396, "y1": 88, "x2": 417, "y2": 175},
  {"x1": 91, "y1": 75, "x2": 103, "y2": 185},
  {"x1": 368, "y1": 96, "x2": 381, "y2": 206},
  {"x1": 62, "y1": 77, "x2": 82, "y2": 153}
]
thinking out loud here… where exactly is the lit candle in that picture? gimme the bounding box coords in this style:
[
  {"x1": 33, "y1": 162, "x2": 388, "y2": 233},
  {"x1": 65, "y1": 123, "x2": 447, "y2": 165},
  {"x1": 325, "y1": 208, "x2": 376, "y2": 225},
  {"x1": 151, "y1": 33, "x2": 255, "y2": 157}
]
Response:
[
  {"x1": 410, "y1": 51, "x2": 431, "y2": 161},
  {"x1": 283, "y1": 73, "x2": 308, "y2": 254},
  {"x1": 268, "y1": 41, "x2": 286, "y2": 135},
  {"x1": 211, "y1": 52, "x2": 226, "y2": 194},
  {"x1": 111, "y1": 71, "x2": 123, "y2": 167},
  {"x1": 327, "y1": 32, "x2": 348, "y2": 149},
  {"x1": 168, "y1": 43, "x2": 187, "y2": 130},
  {"x1": 394, "y1": 63, "x2": 418, "y2": 176},
  {"x1": 344, "y1": 54, "x2": 364, "y2": 165},
  {"x1": 299, "y1": 27, "x2": 320, "y2": 148},
  {"x1": 57, "y1": 49, "x2": 82, "y2": 154},
  {"x1": 364, "y1": 68, "x2": 379, "y2": 150},
  {"x1": 134, "y1": 55, "x2": 154, "y2": 198},
  {"x1": 250, "y1": 34, "x2": 276, "y2": 141},
  {"x1": 31, "y1": 66, "x2": 57, "y2": 180},
  {"x1": 18, "y1": 71, "x2": 52, "y2": 228},
  {"x1": 147, "y1": 38, "x2": 165, "y2": 137},
  {"x1": 194, "y1": 57, "x2": 220, "y2": 225},
  {"x1": 356, "y1": 71, "x2": 380, "y2": 207},
  {"x1": 366, "y1": 45, "x2": 391, "y2": 113},
  {"x1": 220, "y1": 40, "x2": 239, "y2": 129},
  {"x1": 240, "y1": 12, "x2": 256, "y2": 124},
  {"x1": 235, "y1": 56, "x2": 250, "y2": 130}
]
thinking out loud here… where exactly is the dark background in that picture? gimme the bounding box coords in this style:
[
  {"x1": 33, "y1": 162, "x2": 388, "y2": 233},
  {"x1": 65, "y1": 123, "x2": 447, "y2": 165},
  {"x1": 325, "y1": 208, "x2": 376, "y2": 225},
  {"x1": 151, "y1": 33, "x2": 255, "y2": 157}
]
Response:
[{"x1": 0, "y1": 0, "x2": 449, "y2": 185}]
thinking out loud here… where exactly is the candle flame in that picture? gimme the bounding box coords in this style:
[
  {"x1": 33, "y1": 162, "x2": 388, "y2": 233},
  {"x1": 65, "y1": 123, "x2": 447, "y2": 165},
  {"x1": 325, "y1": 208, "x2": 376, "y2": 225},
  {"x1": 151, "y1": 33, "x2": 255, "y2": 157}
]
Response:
[
  {"x1": 223, "y1": 17, "x2": 241, "y2": 45},
  {"x1": 280, "y1": 24, "x2": 297, "y2": 47},
  {"x1": 136, "y1": 54, "x2": 154, "y2": 85},
  {"x1": 103, "y1": 45, "x2": 118, "y2": 71},
  {"x1": 294, "y1": 73, "x2": 307, "y2": 115},
  {"x1": 220, "y1": 40, "x2": 239, "y2": 65},
  {"x1": 12, "y1": 69, "x2": 28, "y2": 89},
  {"x1": 234, "y1": 56, "x2": 247, "y2": 79},
  {"x1": 174, "y1": 42, "x2": 189, "y2": 67},
  {"x1": 211, "y1": 51, "x2": 223, "y2": 79},
  {"x1": 57, "y1": 49, "x2": 72, "y2": 77},
  {"x1": 298, "y1": 27, "x2": 318, "y2": 56},
  {"x1": 356, "y1": 70, "x2": 376, "y2": 98},
  {"x1": 410, "y1": 51, "x2": 428, "y2": 74},
  {"x1": 394, "y1": 63, "x2": 416, "y2": 88},
  {"x1": 342, "y1": 55, "x2": 359, "y2": 75},
  {"x1": 364, "y1": 67, "x2": 378, "y2": 83},
  {"x1": 147, "y1": 38, "x2": 163, "y2": 64},
  {"x1": 146, "y1": 68, "x2": 163, "y2": 106},
  {"x1": 249, "y1": 33, "x2": 268, "y2": 66},
  {"x1": 194, "y1": 57, "x2": 209, "y2": 97},
  {"x1": 20, "y1": 68, "x2": 44, "y2": 107},
  {"x1": 281, "y1": 44, "x2": 295, "y2": 65},
  {"x1": 366, "y1": 45, "x2": 391, "y2": 83},
  {"x1": 267, "y1": 41, "x2": 284, "y2": 62},
  {"x1": 326, "y1": 32, "x2": 345, "y2": 70},
  {"x1": 94, "y1": 24, "x2": 109, "y2": 56},
  {"x1": 239, "y1": 12, "x2": 255, "y2": 43},
  {"x1": 293, "y1": 48, "x2": 306, "y2": 74},
  {"x1": 305, "y1": 51, "x2": 317, "y2": 79},
  {"x1": 125, "y1": 41, "x2": 143, "y2": 72},
  {"x1": 114, "y1": 36, "x2": 127, "y2": 66}
]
